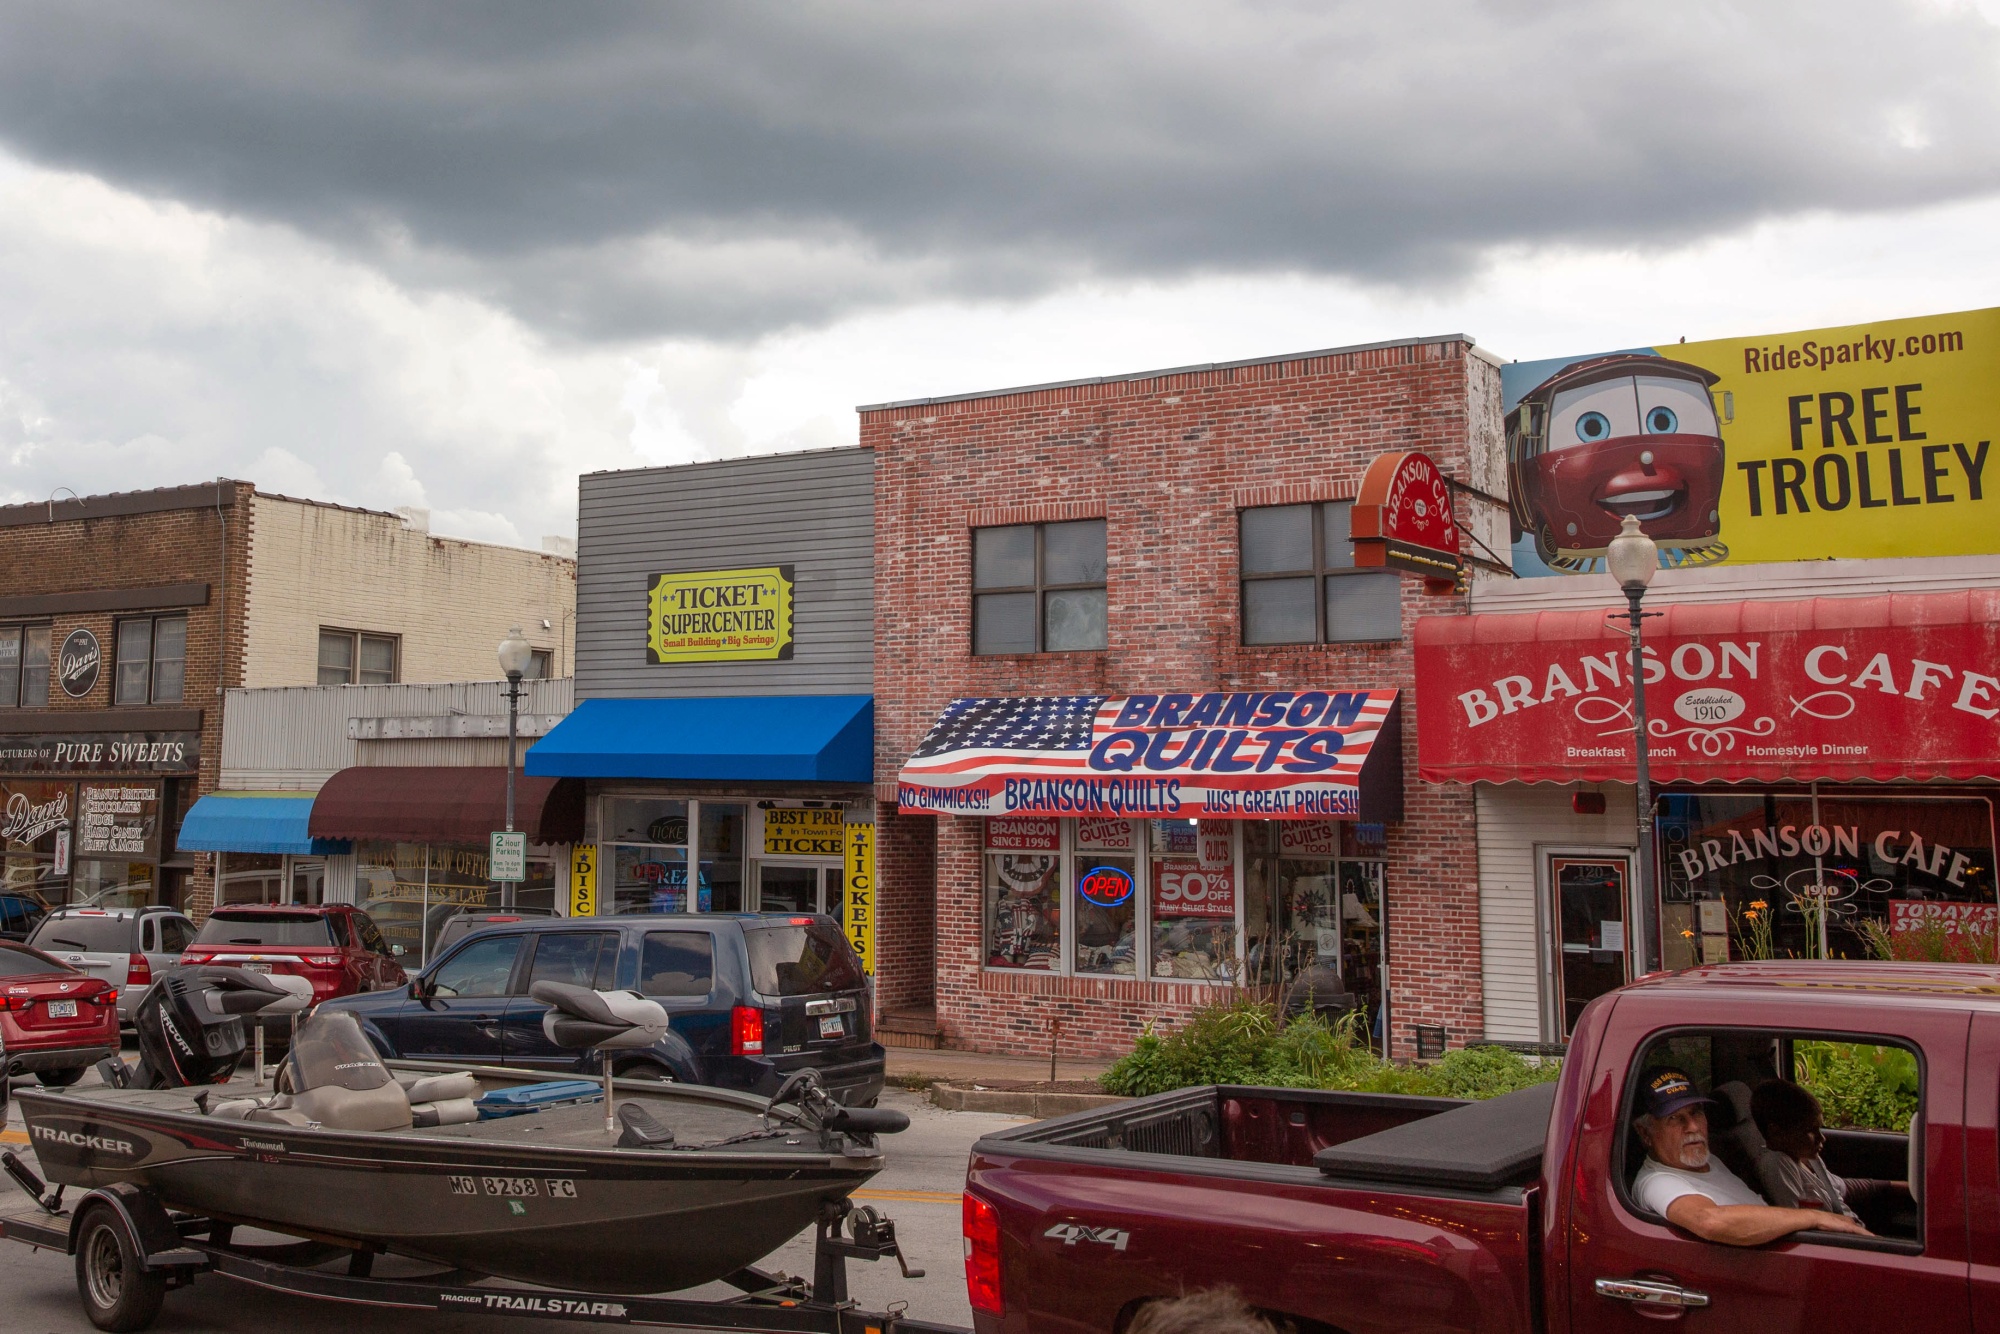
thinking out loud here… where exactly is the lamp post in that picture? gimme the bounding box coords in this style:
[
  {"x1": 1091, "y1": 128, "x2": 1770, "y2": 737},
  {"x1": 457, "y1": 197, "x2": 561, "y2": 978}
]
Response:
[
  {"x1": 1605, "y1": 515, "x2": 1662, "y2": 975},
  {"x1": 497, "y1": 625, "x2": 533, "y2": 909}
]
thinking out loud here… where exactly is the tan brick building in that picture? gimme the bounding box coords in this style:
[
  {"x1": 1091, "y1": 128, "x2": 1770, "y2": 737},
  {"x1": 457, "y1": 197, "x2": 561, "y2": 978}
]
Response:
[
  {"x1": 864, "y1": 335, "x2": 1508, "y2": 1059},
  {"x1": 0, "y1": 483, "x2": 574, "y2": 920}
]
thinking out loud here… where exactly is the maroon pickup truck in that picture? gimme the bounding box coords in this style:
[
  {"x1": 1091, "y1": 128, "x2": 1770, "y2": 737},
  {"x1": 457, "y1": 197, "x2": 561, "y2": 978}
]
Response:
[{"x1": 963, "y1": 962, "x2": 2000, "y2": 1332}]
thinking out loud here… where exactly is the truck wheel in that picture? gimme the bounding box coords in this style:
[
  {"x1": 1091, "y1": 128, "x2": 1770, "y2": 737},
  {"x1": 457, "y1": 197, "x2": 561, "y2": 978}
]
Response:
[
  {"x1": 73, "y1": 1205, "x2": 167, "y2": 1332},
  {"x1": 616, "y1": 1060, "x2": 673, "y2": 1083},
  {"x1": 37, "y1": 1067, "x2": 86, "y2": 1088}
]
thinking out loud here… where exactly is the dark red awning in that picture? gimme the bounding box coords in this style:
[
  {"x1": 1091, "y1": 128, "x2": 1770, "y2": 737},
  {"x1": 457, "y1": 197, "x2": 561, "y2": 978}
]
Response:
[
  {"x1": 307, "y1": 767, "x2": 584, "y2": 844},
  {"x1": 1415, "y1": 589, "x2": 2000, "y2": 785}
]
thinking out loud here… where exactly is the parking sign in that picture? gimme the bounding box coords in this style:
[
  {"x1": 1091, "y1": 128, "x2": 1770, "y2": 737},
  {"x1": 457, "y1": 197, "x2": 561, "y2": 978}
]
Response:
[{"x1": 490, "y1": 830, "x2": 527, "y2": 882}]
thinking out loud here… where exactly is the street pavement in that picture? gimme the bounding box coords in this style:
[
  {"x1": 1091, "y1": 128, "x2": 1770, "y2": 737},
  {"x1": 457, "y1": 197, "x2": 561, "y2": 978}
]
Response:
[{"x1": 0, "y1": 1072, "x2": 1025, "y2": 1333}]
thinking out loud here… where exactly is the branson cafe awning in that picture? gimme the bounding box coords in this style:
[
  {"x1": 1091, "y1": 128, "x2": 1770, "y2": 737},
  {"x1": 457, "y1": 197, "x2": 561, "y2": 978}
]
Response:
[
  {"x1": 1414, "y1": 588, "x2": 2000, "y2": 786},
  {"x1": 895, "y1": 691, "x2": 1403, "y2": 821}
]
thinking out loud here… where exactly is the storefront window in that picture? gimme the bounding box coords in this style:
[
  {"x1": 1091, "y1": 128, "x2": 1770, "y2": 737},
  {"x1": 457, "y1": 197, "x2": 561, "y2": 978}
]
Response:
[
  {"x1": 354, "y1": 840, "x2": 551, "y2": 966},
  {"x1": 217, "y1": 852, "x2": 284, "y2": 905},
  {"x1": 1074, "y1": 857, "x2": 1138, "y2": 974},
  {"x1": 1658, "y1": 792, "x2": 1997, "y2": 962},
  {"x1": 71, "y1": 859, "x2": 154, "y2": 909},
  {"x1": 1, "y1": 778, "x2": 72, "y2": 923},
  {"x1": 702, "y1": 803, "x2": 745, "y2": 913},
  {"x1": 606, "y1": 797, "x2": 694, "y2": 914},
  {"x1": 984, "y1": 852, "x2": 1060, "y2": 969}
]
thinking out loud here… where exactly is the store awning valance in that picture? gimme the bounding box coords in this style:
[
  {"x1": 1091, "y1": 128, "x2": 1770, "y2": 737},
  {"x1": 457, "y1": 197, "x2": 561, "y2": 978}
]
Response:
[
  {"x1": 307, "y1": 768, "x2": 585, "y2": 844},
  {"x1": 895, "y1": 691, "x2": 1403, "y2": 821},
  {"x1": 524, "y1": 696, "x2": 874, "y2": 784},
  {"x1": 1414, "y1": 589, "x2": 2000, "y2": 785},
  {"x1": 178, "y1": 793, "x2": 350, "y2": 856}
]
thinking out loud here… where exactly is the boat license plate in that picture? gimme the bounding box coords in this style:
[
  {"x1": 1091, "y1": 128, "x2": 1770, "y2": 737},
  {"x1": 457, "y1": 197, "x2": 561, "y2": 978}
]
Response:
[
  {"x1": 818, "y1": 1015, "x2": 845, "y2": 1039},
  {"x1": 243, "y1": 962, "x2": 272, "y2": 974},
  {"x1": 46, "y1": 1000, "x2": 77, "y2": 1018}
]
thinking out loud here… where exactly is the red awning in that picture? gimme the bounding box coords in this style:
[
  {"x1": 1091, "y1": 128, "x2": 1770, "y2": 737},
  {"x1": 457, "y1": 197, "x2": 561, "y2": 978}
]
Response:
[
  {"x1": 307, "y1": 767, "x2": 585, "y2": 844},
  {"x1": 1415, "y1": 589, "x2": 2000, "y2": 785}
]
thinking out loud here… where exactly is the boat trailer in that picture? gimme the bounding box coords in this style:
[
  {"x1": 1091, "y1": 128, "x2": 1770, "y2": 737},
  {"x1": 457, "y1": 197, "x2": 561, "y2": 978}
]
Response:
[{"x1": 2, "y1": 1151, "x2": 967, "y2": 1333}]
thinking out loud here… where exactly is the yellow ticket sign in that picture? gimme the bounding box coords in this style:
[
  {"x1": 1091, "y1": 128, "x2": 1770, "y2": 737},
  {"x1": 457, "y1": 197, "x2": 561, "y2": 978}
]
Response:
[
  {"x1": 1506, "y1": 306, "x2": 2000, "y2": 573},
  {"x1": 569, "y1": 844, "x2": 598, "y2": 917},
  {"x1": 646, "y1": 566, "x2": 794, "y2": 663},
  {"x1": 843, "y1": 820, "x2": 875, "y2": 975},
  {"x1": 763, "y1": 805, "x2": 844, "y2": 857}
]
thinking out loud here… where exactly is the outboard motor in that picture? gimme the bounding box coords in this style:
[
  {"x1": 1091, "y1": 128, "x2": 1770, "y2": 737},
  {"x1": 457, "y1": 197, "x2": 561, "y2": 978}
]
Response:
[{"x1": 122, "y1": 967, "x2": 294, "y2": 1089}]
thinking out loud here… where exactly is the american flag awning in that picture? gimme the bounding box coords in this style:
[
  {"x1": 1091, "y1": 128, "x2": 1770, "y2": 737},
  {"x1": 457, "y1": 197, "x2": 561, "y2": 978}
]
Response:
[{"x1": 896, "y1": 690, "x2": 1402, "y2": 821}]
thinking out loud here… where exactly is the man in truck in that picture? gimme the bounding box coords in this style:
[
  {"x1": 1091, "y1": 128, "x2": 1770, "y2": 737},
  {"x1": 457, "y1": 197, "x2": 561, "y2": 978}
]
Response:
[{"x1": 1631, "y1": 1067, "x2": 1873, "y2": 1246}]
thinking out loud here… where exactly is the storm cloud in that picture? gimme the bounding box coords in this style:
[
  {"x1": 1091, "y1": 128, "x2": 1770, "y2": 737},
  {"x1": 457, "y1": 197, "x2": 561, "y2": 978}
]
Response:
[{"x1": 3, "y1": 0, "x2": 1996, "y2": 343}]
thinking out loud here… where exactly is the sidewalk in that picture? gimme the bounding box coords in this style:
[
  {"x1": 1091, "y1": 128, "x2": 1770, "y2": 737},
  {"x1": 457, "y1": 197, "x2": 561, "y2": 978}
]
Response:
[{"x1": 884, "y1": 1046, "x2": 1116, "y2": 1086}]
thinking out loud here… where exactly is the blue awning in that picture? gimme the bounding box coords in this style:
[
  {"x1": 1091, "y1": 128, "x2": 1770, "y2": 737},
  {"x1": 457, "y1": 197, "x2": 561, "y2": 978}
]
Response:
[
  {"x1": 177, "y1": 793, "x2": 351, "y2": 856},
  {"x1": 526, "y1": 696, "x2": 873, "y2": 784}
]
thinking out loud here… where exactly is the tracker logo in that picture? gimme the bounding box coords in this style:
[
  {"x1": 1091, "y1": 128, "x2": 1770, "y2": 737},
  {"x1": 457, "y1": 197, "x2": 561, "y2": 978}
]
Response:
[{"x1": 32, "y1": 1125, "x2": 138, "y2": 1157}]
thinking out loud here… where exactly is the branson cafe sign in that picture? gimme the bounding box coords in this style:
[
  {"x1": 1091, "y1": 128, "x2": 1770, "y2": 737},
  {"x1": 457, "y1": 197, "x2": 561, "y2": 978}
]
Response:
[{"x1": 1414, "y1": 589, "x2": 2000, "y2": 785}]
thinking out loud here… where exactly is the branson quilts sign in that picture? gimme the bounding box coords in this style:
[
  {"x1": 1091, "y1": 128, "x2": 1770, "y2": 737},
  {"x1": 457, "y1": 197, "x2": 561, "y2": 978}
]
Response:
[
  {"x1": 1414, "y1": 589, "x2": 2000, "y2": 784},
  {"x1": 897, "y1": 691, "x2": 1403, "y2": 820}
]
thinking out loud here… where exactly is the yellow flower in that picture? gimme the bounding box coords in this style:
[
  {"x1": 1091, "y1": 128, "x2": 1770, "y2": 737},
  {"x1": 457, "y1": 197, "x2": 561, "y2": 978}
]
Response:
[
  {"x1": 1680, "y1": 929, "x2": 1695, "y2": 939},
  {"x1": 1750, "y1": 900, "x2": 1769, "y2": 910},
  {"x1": 1744, "y1": 910, "x2": 1760, "y2": 921}
]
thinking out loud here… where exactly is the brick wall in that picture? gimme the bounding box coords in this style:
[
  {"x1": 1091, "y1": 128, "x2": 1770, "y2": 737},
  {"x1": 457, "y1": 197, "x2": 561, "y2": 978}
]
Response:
[
  {"x1": 0, "y1": 482, "x2": 254, "y2": 916},
  {"x1": 866, "y1": 339, "x2": 1504, "y2": 1058},
  {"x1": 874, "y1": 805, "x2": 936, "y2": 1011}
]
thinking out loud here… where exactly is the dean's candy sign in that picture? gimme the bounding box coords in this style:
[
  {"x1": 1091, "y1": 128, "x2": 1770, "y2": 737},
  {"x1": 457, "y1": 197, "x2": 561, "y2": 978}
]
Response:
[{"x1": 1416, "y1": 589, "x2": 2000, "y2": 785}]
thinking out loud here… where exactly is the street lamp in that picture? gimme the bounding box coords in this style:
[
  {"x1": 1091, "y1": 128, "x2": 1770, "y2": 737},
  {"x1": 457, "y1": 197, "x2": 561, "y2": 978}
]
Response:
[
  {"x1": 1606, "y1": 515, "x2": 1661, "y2": 974},
  {"x1": 497, "y1": 625, "x2": 533, "y2": 909}
]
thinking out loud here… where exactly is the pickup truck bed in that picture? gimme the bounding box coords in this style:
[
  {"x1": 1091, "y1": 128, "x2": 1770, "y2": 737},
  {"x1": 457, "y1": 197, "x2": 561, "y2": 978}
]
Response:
[{"x1": 968, "y1": 1083, "x2": 1552, "y2": 1334}]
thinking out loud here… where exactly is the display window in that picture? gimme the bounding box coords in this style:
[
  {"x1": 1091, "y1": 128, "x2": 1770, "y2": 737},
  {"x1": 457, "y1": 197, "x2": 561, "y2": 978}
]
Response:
[
  {"x1": 1658, "y1": 791, "x2": 1997, "y2": 964},
  {"x1": 1240, "y1": 820, "x2": 1388, "y2": 1046},
  {"x1": 355, "y1": 839, "x2": 555, "y2": 965},
  {"x1": 981, "y1": 815, "x2": 1244, "y2": 983}
]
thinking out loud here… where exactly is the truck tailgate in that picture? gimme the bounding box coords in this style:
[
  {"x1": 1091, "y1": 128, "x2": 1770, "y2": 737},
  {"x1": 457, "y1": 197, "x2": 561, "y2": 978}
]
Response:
[{"x1": 966, "y1": 1085, "x2": 1543, "y2": 1334}]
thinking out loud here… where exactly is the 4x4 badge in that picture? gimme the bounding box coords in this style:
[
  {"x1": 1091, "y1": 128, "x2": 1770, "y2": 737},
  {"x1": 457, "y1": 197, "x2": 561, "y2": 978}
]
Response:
[{"x1": 1044, "y1": 1222, "x2": 1130, "y2": 1252}]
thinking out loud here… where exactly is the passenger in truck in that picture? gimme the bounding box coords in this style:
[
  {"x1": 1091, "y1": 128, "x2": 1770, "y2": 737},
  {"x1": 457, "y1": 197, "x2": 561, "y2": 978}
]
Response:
[{"x1": 1631, "y1": 1067, "x2": 1871, "y2": 1246}]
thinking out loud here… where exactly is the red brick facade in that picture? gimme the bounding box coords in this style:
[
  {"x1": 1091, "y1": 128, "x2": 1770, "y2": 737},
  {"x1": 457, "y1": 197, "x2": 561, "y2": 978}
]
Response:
[
  {"x1": 0, "y1": 483, "x2": 252, "y2": 917},
  {"x1": 866, "y1": 338, "x2": 1502, "y2": 1058}
]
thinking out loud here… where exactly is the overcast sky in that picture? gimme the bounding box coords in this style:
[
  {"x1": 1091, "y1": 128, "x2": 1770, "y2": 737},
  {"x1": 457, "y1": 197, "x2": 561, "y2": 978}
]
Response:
[{"x1": 2, "y1": 0, "x2": 1998, "y2": 544}]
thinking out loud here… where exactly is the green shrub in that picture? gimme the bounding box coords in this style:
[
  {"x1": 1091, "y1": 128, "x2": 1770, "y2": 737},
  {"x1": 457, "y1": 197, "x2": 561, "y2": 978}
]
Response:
[
  {"x1": 1796, "y1": 1041, "x2": 1919, "y2": 1132},
  {"x1": 1099, "y1": 998, "x2": 1560, "y2": 1100}
]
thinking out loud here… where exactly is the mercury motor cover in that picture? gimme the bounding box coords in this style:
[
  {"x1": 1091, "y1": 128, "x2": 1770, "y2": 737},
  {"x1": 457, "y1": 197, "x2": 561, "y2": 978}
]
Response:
[{"x1": 133, "y1": 966, "x2": 291, "y2": 1088}]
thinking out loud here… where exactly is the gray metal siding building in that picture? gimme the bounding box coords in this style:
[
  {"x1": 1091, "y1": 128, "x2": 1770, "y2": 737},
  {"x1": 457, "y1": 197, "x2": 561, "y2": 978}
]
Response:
[{"x1": 573, "y1": 448, "x2": 874, "y2": 699}]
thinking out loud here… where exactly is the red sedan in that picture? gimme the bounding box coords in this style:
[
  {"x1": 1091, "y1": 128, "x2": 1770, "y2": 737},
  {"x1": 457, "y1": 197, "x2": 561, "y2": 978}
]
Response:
[{"x1": 1, "y1": 940, "x2": 120, "y2": 1087}]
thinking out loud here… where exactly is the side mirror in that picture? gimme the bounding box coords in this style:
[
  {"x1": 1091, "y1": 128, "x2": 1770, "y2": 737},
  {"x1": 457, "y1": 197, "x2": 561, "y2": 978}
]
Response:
[
  {"x1": 410, "y1": 977, "x2": 431, "y2": 1000},
  {"x1": 391, "y1": 944, "x2": 406, "y2": 957}
]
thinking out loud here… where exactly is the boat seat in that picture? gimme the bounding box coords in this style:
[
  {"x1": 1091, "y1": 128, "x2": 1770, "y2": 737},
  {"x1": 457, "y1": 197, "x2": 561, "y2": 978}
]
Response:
[
  {"x1": 531, "y1": 981, "x2": 671, "y2": 1050},
  {"x1": 291, "y1": 1079, "x2": 415, "y2": 1133},
  {"x1": 398, "y1": 1071, "x2": 480, "y2": 1104}
]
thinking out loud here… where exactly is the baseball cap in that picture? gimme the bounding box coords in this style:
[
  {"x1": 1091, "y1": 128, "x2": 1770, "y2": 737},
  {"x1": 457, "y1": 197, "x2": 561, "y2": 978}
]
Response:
[{"x1": 1638, "y1": 1067, "x2": 1716, "y2": 1119}]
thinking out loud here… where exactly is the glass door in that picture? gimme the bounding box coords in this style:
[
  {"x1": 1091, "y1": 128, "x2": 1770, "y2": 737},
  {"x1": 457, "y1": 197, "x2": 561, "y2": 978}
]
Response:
[
  {"x1": 756, "y1": 863, "x2": 846, "y2": 923},
  {"x1": 1549, "y1": 854, "x2": 1631, "y2": 1037},
  {"x1": 287, "y1": 858, "x2": 325, "y2": 906}
]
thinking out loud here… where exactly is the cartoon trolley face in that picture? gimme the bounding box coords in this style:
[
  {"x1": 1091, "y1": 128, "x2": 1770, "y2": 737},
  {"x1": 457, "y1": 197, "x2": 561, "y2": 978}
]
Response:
[{"x1": 1507, "y1": 353, "x2": 1728, "y2": 573}]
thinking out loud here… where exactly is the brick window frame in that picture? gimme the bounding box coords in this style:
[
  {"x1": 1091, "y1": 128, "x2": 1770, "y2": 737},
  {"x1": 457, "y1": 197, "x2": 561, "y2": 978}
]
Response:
[
  {"x1": 1238, "y1": 500, "x2": 1402, "y2": 646},
  {"x1": 0, "y1": 623, "x2": 51, "y2": 708},
  {"x1": 971, "y1": 519, "x2": 1108, "y2": 655},
  {"x1": 318, "y1": 627, "x2": 401, "y2": 686},
  {"x1": 113, "y1": 614, "x2": 188, "y2": 705}
]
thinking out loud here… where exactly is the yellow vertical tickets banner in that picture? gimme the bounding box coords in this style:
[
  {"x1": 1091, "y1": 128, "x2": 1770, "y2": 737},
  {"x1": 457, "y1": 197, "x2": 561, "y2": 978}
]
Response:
[
  {"x1": 569, "y1": 844, "x2": 598, "y2": 918},
  {"x1": 843, "y1": 820, "x2": 875, "y2": 975}
]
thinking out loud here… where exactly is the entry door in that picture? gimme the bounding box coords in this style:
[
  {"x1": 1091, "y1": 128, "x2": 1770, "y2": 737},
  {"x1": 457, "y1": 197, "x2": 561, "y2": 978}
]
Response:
[
  {"x1": 288, "y1": 859, "x2": 326, "y2": 906},
  {"x1": 758, "y1": 864, "x2": 845, "y2": 922},
  {"x1": 1549, "y1": 855, "x2": 1631, "y2": 1038}
]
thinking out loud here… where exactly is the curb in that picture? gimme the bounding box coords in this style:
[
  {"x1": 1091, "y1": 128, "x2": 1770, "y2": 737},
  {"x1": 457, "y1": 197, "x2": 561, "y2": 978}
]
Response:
[{"x1": 929, "y1": 1082, "x2": 1130, "y2": 1117}]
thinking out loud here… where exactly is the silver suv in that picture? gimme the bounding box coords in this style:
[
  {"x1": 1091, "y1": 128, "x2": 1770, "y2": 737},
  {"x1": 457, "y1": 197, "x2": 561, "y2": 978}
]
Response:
[{"x1": 26, "y1": 906, "x2": 196, "y2": 1024}]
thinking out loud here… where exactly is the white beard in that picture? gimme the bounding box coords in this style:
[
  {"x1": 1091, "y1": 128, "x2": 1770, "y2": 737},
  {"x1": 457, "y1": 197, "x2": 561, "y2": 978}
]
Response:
[{"x1": 1675, "y1": 1141, "x2": 1711, "y2": 1170}]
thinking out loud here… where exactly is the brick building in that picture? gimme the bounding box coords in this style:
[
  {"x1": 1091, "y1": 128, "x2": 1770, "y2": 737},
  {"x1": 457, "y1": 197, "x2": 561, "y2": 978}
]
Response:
[
  {"x1": 864, "y1": 335, "x2": 1509, "y2": 1059},
  {"x1": 0, "y1": 483, "x2": 574, "y2": 922}
]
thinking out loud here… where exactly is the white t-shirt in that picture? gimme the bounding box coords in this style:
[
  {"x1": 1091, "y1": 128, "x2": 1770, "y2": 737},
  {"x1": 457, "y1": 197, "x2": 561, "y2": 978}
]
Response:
[{"x1": 1634, "y1": 1155, "x2": 1768, "y2": 1216}]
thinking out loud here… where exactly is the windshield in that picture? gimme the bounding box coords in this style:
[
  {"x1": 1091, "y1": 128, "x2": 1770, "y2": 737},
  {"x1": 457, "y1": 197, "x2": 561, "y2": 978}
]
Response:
[
  {"x1": 29, "y1": 915, "x2": 132, "y2": 953},
  {"x1": 0, "y1": 943, "x2": 68, "y2": 977},
  {"x1": 282, "y1": 1009, "x2": 394, "y2": 1093},
  {"x1": 194, "y1": 912, "x2": 333, "y2": 948},
  {"x1": 745, "y1": 921, "x2": 865, "y2": 997}
]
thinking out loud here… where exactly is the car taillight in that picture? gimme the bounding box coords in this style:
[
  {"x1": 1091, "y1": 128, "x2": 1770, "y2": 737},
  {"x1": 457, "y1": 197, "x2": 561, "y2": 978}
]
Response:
[
  {"x1": 0, "y1": 996, "x2": 25, "y2": 1012},
  {"x1": 730, "y1": 1005, "x2": 764, "y2": 1056},
  {"x1": 963, "y1": 1192, "x2": 1004, "y2": 1316},
  {"x1": 304, "y1": 956, "x2": 342, "y2": 968},
  {"x1": 94, "y1": 989, "x2": 119, "y2": 1006},
  {"x1": 127, "y1": 953, "x2": 152, "y2": 987}
]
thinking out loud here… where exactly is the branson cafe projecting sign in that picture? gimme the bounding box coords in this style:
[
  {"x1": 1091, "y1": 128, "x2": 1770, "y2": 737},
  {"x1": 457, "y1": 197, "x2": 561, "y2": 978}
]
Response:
[{"x1": 1414, "y1": 589, "x2": 2000, "y2": 785}]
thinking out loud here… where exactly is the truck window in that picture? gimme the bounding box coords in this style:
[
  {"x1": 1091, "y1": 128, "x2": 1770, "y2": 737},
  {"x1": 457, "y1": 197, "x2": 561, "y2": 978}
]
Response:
[{"x1": 1620, "y1": 1028, "x2": 1923, "y2": 1247}]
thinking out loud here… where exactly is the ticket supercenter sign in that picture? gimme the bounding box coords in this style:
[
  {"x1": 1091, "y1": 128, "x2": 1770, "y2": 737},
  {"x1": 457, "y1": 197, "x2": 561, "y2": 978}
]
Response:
[{"x1": 647, "y1": 566, "x2": 794, "y2": 663}]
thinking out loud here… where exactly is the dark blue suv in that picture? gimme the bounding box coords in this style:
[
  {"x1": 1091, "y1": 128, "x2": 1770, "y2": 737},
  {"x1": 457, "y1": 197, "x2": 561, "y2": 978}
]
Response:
[{"x1": 317, "y1": 913, "x2": 885, "y2": 1106}]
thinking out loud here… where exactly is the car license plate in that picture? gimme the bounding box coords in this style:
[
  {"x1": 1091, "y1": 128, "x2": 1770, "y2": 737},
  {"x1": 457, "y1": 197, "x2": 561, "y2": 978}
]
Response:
[
  {"x1": 243, "y1": 962, "x2": 272, "y2": 974},
  {"x1": 46, "y1": 1000, "x2": 77, "y2": 1018},
  {"x1": 818, "y1": 1015, "x2": 846, "y2": 1039}
]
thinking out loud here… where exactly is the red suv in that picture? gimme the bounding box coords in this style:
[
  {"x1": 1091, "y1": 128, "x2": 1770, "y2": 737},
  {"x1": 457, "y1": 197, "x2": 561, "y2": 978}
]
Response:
[
  {"x1": 0, "y1": 940, "x2": 120, "y2": 1087},
  {"x1": 180, "y1": 905, "x2": 405, "y2": 1012}
]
